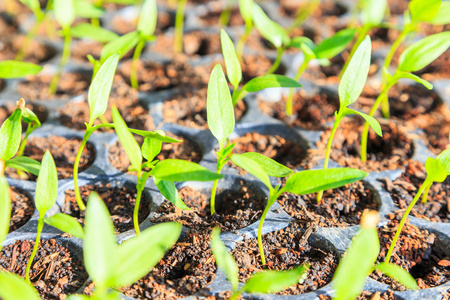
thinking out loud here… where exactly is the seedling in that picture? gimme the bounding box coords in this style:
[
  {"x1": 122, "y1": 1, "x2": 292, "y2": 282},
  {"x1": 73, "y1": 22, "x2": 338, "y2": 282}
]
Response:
[
  {"x1": 211, "y1": 227, "x2": 310, "y2": 299},
  {"x1": 174, "y1": 0, "x2": 187, "y2": 53},
  {"x1": 384, "y1": 148, "x2": 450, "y2": 264},
  {"x1": 317, "y1": 35, "x2": 381, "y2": 202},
  {"x1": 332, "y1": 210, "x2": 418, "y2": 300},
  {"x1": 66, "y1": 192, "x2": 182, "y2": 300},
  {"x1": 235, "y1": 0, "x2": 253, "y2": 62},
  {"x1": 231, "y1": 152, "x2": 368, "y2": 265}
]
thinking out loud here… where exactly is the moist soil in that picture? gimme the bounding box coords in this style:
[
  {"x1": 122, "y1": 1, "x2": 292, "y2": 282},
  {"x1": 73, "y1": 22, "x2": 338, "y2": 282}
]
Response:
[
  {"x1": 0, "y1": 101, "x2": 48, "y2": 129},
  {"x1": 381, "y1": 160, "x2": 450, "y2": 223},
  {"x1": 151, "y1": 183, "x2": 266, "y2": 232},
  {"x1": 5, "y1": 135, "x2": 95, "y2": 180},
  {"x1": 231, "y1": 132, "x2": 307, "y2": 169},
  {"x1": 257, "y1": 89, "x2": 339, "y2": 130},
  {"x1": 231, "y1": 225, "x2": 337, "y2": 295},
  {"x1": 0, "y1": 35, "x2": 56, "y2": 63},
  {"x1": 8, "y1": 186, "x2": 34, "y2": 232},
  {"x1": 278, "y1": 181, "x2": 379, "y2": 227},
  {"x1": 121, "y1": 231, "x2": 216, "y2": 300},
  {"x1": 372, "y1": 220, "x2": 450, "y2": 290},
  {"x1": 0, "y1": 239, "x2": 88, "y2": 299},
  {"x1": 163, "y1": 87, "x2": 247, "y2": 129},
  {"x1": 62, "y1": 183, "x2": 151, "y2": 233}
]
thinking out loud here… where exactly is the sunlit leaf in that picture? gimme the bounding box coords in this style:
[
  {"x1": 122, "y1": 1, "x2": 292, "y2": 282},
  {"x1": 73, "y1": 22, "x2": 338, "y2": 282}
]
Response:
[
  {"x1": 0, "y1": 61, "x2": 42, "y2": 79},
  {"x1": 211, "y1": 227, "x2": 239, "y2": 292},
  {"x1": 35, "y1": 151, "x2": 58, "y2": 216},
  {"x1": 44, "y1": 213, "x2": 84, "y2": 239},
  {"x1": 149, "y1": 159, "x2": 223, "y2": 181}
]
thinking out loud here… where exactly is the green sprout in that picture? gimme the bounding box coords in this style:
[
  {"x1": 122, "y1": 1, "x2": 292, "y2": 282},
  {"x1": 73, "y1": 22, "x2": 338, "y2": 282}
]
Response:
[
  {"x1": 231, "y1": 152, "x2": 368, "y2": 265},
  {"x1": 332, "y1": 210, "x2": 418, "y2": 300},
  {"x1": 174, "y1": 0, "x2": 187, "y2": 53},
  {"x1": 0, "y1": 61, "x2": 43, "y2": 79},
  {"x1": 211, "y1": 227, "x2": 310, "y2": 300},
  {"x1": 317, "y1": 35, "x2": 381, "y2": 202},
  {"x1": 235, "y1": 0, "x2": 253, "y2": 61}
]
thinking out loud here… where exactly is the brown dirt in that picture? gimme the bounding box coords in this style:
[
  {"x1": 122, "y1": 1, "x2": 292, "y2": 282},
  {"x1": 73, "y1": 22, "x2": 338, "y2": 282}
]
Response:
[
  {"x1": 372, "y1": 220, "x2": 450, "y2": 290},
  {"x1": 151, "y1": 183, "x2": 266, "y2": 232},
  {"x1": 0, "y1": 101, "x2": 48, "y2": 129},
  {"x1": 413, "y1": 50, "x2": 450, "y2": 81},
  {"x1": 279, "y1": 0, "x2": 347, "y2": 19},
  {"x1": 121, "y1": 231, "x2": 216, "y2": 299},
  {"x1": 8, "y1": 186, "x2": 34, "y2": 232},
  {"x1": 62, "y1": 183, "x2": 150, "y2": 233},
  {"x1": 240, "y1": 54, "x2": 287, "y2": 83},
  {"x1": 0, "y1": 35, "x2": 56, "y2": 63},
  {"x1": 111, "y1": 10, "x2": 174, "y2": 35},
  {"x1": 319, "y1": 290, "x2": 397, "y2": 300},
  {"x1": 387, "y1": 0, "x2": 409, "y2": 15},
  {"x1": 0, "y1": 239, "x2": 88, "y2": 299},
  {"x1": 70, "y1": 40, "x2": 103, "y2": 63},
  {"x1": 198, "y1": 6, "x2": 244, "y2": 27},
  {"x1": 0, "y1": 14, "x2": 18, "y2": 37},
  {"x1": 231, "y1": 225, "x2": 337, "y2": 295},
  {"x1": 416, "y1": 108, "x2": 450, "y2": 154}
]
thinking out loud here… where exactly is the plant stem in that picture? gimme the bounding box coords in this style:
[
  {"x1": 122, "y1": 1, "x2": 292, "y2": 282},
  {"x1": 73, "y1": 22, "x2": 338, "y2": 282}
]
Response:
[
  {"x1": 210, "y1": 163, "x2": 224, "y2": 215},
  {"x1": 174, "y1": 0, "x2": 187, "y2": 53},
  {"x1": 286, "y1": 57, "x2": 309, "y2": 116},
  {"x1": 134, "y1": 172, "x2": 143, "y2": 236},
  {"x1": 218, "y1": 0, "x2": 235, "y2": 27},
  {"x1": 258, "y1": 191, "x2": 278, "y2": 266},
  {"x1": 421, "y1": 183, "x2": 431, "y2": 204},
  {"x1": 17, "y1": 124, "x2": 34, "y2": 158},
  {"x1": 265, "y1": 47, "x2": 284, "y2": 75},
  {"x1": 25, "y1": 217, "x2": 44, "y2": 283},
  {"x1": 339, "y1": 26, "x2": 370, "y2": 79},
  {"x1": 73, "y1": 128, "x2": 94, "y2": 211},
  {"x1": 130, "y1": 39, "x2": 146, "y2": 90},
  {"x1": 236, "y1": 26, "x2": 251, "y2": 63},
  {"x1": 385, "y1": 179, "x2": 431, "y2": 263},
  {"x1": 49, "y1": 26, "x2": 72, "y2": 95}
]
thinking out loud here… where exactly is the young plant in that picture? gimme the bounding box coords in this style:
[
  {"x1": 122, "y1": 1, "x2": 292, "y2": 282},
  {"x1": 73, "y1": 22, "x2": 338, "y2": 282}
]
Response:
[
  {"x1": 211, "y1": 227, "x2": 310, "y2": 300},
  {"x1": 174, "y1": 0, "x2": 187, "y2": 53},
  {"x1": 360, "y1": 31, "x2": 450, "y2": 161},
  {"x1": 317, "y1": 35, "x2": 381, "y2": 202},
  {"x1": 332, "y1": 210, "x2": 418, "y2": 300},
  {"x1": 231, "y1": 152, "x2": 368, "y2": 265},
  {"x1": 236, "y1": 0, "x2": 253, "y2": 62},
  {"x1": 384, "y1": 148, "x2": 450, "y2": 264},
  {"x1": 66, "y1": 192, "x2": 182, "y2": 300}
]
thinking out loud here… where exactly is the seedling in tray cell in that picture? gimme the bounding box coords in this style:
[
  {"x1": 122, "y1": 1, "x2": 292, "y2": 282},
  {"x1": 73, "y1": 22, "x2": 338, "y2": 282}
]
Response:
[
  {"x1": 231, "y1": 152, "x2": 368, "y2": 265},
  {"x1": 211, "y1": 227, "x2": 310, "y2": 299},
  {"x1": 332, "y1": 210, "x2": 418, "y2": 300}
]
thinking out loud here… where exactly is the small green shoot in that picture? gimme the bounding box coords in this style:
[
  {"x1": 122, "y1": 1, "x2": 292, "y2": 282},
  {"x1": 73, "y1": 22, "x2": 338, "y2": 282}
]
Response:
[
  {"x1": 70, "y1": 23, "x2": 119, "y2": 44},
  {"x1": 174, "y1": 0, "x2": 188, "y2": 53},
  {"x1": 0, "y1": 165, "x2": 11, "y2": 250},
  {"x1": 236, "y1": 0, "x2": 254, "y2": 62},
  {"x1": 0, "y1": 61, "x2": 43, "y2": 79}
]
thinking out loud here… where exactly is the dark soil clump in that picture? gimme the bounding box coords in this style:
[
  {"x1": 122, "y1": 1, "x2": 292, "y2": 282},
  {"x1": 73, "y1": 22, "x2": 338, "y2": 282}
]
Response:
[{"x1": 8, "y1": 186, "x2": 34, "y2": 232}]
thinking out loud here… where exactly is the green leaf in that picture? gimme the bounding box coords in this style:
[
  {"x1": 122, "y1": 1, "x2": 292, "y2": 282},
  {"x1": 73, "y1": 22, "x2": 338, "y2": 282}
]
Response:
[
  {"x1": 251, "y1": 3, "x2": 289, "y2": 48},
  {"x1": 339, "y1": 35, "x2": 372, "y2": 108},
  {"x1": 71, "y1": 24, "x2": 119, "y2": 43},
  {"x1": 19, "y1": 0, "x2": 41, "y2": 16},
  {"x1": 142, "y1": 138, "x2": 162, "y2": 162},
  {"x1": 5, "y1": 157, "x2": 41, "y2": 176},
  {"x1": 101, "y1": 31, "x2": 140, "y2": 63},
  {"x1": 221, "y1": 30, "x2": 242, "y2": 88},
  {"x1": 0, "y1": 176, "x2": 11, "y2": 249},
  {"x1": 113, "y1": 222, "x2": 181, "y2": 287},
  {"x1": 154, "y1": 177, "x2": 190, "y2": 210},
  {"x1": 243, "y1": 265, "x2": 310, "y2": 294},
  {"x1": 398, "y1": 32, "x2": 450, "y2": 72},
  {"x1": 211, "y1": 227, "x2": 239, "y2": 292},
  {"x1": 84, "y1": 191, "x2": 117, "y2": 288},
  {"x1": 437, "y1": 148, "x2": 450, "y2": 175},
  {"x1": 289, "y1": 36, "x2": 315, "y2": 52},
  {"x1": 21, "y1": 108, "x2": 41, "y2": 127},
  {"x1": 408, "y1": 0, "x2": 440, "y2": 23},
  {"x1": 0, "y1": 272, "x2": 40, "y2": 300},
  {"x1": 231, "y1": 154, "x2": 272, "y2": 190},
  {"x1": 218, "y1": 142, "x2": 236, "y2": 160},
  {"x1": 236, "y1": 152, "x2": 292, "y2": 177},
  {"x1": 361, "y1": 0, "x2": 387, "y2": 26},
  {"x1": 207, "y1": 64, "x2": 235, "y2": 149},
  {"x1": 35, "y1": 151, "x2": 58, "y2": 216},
  {"x1": 332, "y1": 228, "x2": 380, "y2": 300},
  {"x1": 282, "y1": 168, "x2": 368, "y2": 195},
  {"x1": 239, "y1": 0, "x2": 253, "y2": 27},
  {"x1": 342, "y1": 108, "x2": 382, "y2": 137},
  {"x1": 74, "y1": 0, "x2": 104, "y2": 18},
  {"x1": 430, "y1": 2, "x2": 450, "y2": 25},
  {"x1": 54, "y1": 0, "x2": 75, "y2": 28},
  {"x1": 0, "y1": 60, "x2": 42, "y2": 79},
  {"x1": 373, "y1": 263, "x2": 418, "y2": 290},
  {"x1": 149, "y1": 159, "x2": 224, "y2": 182},
  {"x1": 396, "y1": 71, "x2": 433, "y2": 90},
  {"x1": 44, "y1": 213, "x2": 84, "y2": 239},
  {"x1": 129, "y1": 129, "x2": 183, "y2": 143},
  {"x1": 243, "y1": 74, "x2": 302, "y2": 93},
  {"x1": 424, "y1": 157, "x2": 447, "y2": 183},
  {"x1": 138, "y1": 0, "x2": 157, "y2": 37},
  {"x1": 0, "y1": 108, "x2": 21, "y2": 160},
  {"x1": 314, "y1": 28, "x2": 357, "y2": 59},
  {"x1": 112, "y1": 106, "x2": 142, "y2": 173}
]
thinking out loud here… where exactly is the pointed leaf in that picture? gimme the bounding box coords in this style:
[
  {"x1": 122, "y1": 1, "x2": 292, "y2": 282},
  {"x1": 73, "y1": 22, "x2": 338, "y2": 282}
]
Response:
[
  {"x1": 221, "y1": 29, "x2": 242, "y2": 88},
  {"x1": 71, "y1": 24, "x2": 119, "y2": 43},
  {"x1": 424, "y1": 157, "x2": 447, "y2": 183},
  {"x1": 35, "y1": 151, "x2": 58, "y2": 216},
  {"x1": 0, "y1": 61, "x2": 42, "y2": 79},
  {"x1": 211, "y1": 227, "x2": 239, "y2": 292},
  {"x1": 0, "y1": 176, "x2": 11, "y2": 249},
  {"x1": 430, "y1": 2, "x2": 450, "y2": 25},
  {"x1": 21, "y1": 108, "x2": 41, "y2": 127},
  {"x1": 231, "y1": 154, "x2": 272, "y2": 190},
  {"x1": 101, "y1": 31, "x2": 140, "y2": 63},
  {"x1": 437, "y1": 148, "x2": 450, "y2": 175},
  {"x1": 314, "y1": 28, "x2": 357, "y2": 59},
  {"x1": 142, "y1": 138, "x2": 162, "y2": 162},
  {"x1": 374, "y1": 263, "x2": 418, "y2": 290},
  {"x1": 154, "y1": 177, "x2": 190, "y2": 210},
  {"x1": 236, "y1": 152, "x2": 292, "y2": 177},
  {"x1": 409, "y1": 0, "x2": 440, "y2": 22},
  {"x1": 44, "y1": 213, "x2": 84, "y2": 239},
  {"x1": 343, "y1": 108, "x2": 382, "y2": 136},
  {"x1": 397, "y1": 71, "x2": 433, "y2": 90},
  {"x1": 361, "y1": 0, "x2": 387, "y2": 26},
  {"x1": 54, "y1": 0, "x2": 75, "y2": 28},
  {"x1": 74, "y1": 0, "x2": 104, "y2": 18},
  {"x1": 129, "y1": 129, "x2": 183, "y2": 143},
  {"x1": 218, "y1": 142, "x2": 236, "y2": 160},
  {"x1": 252, "y1": 3, "x2": 289, "y2": 48},
  {"x1": 0, "y1": 108, "x2": 21, "y2": 160},
  {"x1": 5, "y1": 157, "x2": 41, "y2": 176},
  {"x1": 149, "y1": 159, "x2": 223, "y2": 182},
  {"x1": 0, "y1": 272, "x2": 40, "y2": 300},
  {"x1": 243, "y1": 74, "x2": 302, "y2": 93},
  {"x1": 138, "y1": 0, "x2": 157, "y2": 37}
]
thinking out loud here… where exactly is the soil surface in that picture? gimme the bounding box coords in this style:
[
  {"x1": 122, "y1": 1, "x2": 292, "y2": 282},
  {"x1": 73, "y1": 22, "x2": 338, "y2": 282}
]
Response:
[
  {"x1": 121, "y1": 231, "x2": 216, "y2": 299},
  {"x1": 278, "y1": 181, "x2": 379, "y2": 227},
  {"x1": 0, "y1": 239, "x2": 88, "y2": 299},
  {"x1": 62, "y1": 183, "x2": 151, "y2": 233},
  {"x1": 372, "y1": 220, "x2": 450, "y2": 290},
  {"x1": 0, "y1": 35, "x2": 56, "y2": 63},
  {"x1": 151, "y1": 183, "x2": 266, "y2": 232},
  {"x1": 111, "y1": 10, "x2": 174, "y2": 36},
  {"x1": 0, "y1": 101, "x2": 48, "y2": 129},
  {"x1": 416, "y1": 107, "x2": 450, "y2": 154},
  {"x1": 231, "y1": 225, "x2": 337, "y2": 295},
  {"x1": 71, "y1": 40, "x2": 103, "y2": 63},
  {"x1": 8, "y1": 186, "x2": 34, "y2": 232},
  {"x1": 382, "y1": 161, "x2": 450, "y2": 223}
]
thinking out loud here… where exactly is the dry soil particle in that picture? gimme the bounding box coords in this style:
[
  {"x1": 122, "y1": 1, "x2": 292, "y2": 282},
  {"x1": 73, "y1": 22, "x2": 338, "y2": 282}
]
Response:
[
  {"x1": 382, "y1": 161, "x2": 450, "y2": 223},
  {"x1": 231, "y1": 132, "x2": 307, "y2": 169},
  {"x1": 258, "y1": 89, "x2": 339, "y2": 130},
  {"x1": 278, "y1": 181, "x2": 379, "y2": 227},
  {"x1": 121, "y1": 231, "x2": 216, "y2": 300},
  {"x1": 0, "y1": 239, "x2": 88, "y2": 299},
  {"x1": 151, "y1": 184, "x2": 266, "y2": 232},
  {"x1": 5, "y1": 135, "x2": 95, "y2": 180},
  {"x1": 163, "y1": 87, "x2": 247, "y2": 129},
  {"x1": 231, "y1": 226, "x2": 337, "y2": 295},
  {"x1": 62, "y1": 183, "x2": 150, "y2": 233},
  {"x1": 9, "y1": 186, "x2": 34, "y2": 232},
  {"x1": 0, "y1": 35, "x2": 56, "y2": 63},
  {"x1": 372, "y1": 220, "x2": 450, "y2": 290},
  {"x1": 0, "y1": 101, "x2": 48, "y2": 129}
]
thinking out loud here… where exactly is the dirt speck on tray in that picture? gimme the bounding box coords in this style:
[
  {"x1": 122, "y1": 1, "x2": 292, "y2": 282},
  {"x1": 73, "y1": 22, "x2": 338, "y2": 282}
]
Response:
[
  {"x1": 9, "y1": 186, "x2": 34, "y2": 232},
  {"x1": 121, "y1": 232, "x2": 216, "y2": 300},
  {"x1": 0, "y1": 239, "x2": 88, "y2": 299},
  {"x1": 62, "y1": 183, "x2": 150, "y2": 233},
  {"x1": 231, "y1": 225, "x2": 337, "y2": 295}
]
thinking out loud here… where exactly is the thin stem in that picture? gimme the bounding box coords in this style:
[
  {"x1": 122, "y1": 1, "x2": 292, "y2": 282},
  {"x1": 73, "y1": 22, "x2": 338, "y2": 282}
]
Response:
[
  {"x1": 258, "y1": 191, "x2": 278, "y2": 266},
  {"x1": 130, "y1": 39, "x2": 146, "y2": 90},
  {"x1": 232, "y1": 88, "x2": 247, "y2": 107},
  {"x1": 286, "y1": 57, "x2": 309, "y2": 116},
  {"x1": 134, "y1": 172, "x2": 143, "y2": 236},
  {"x1": 17, "y1": 124, "x2": 34, "y2": 158},
  {"x1": 236, "y1": 26, "x2": 251, "y2": 63},
  {"x1": 385, "y1": 180, "x2": 431, "y2": 263},
  {"x1": 210, "y1": 163, "x2": 224, "y2": 215},
  {"x1": 26, "y1": 217, "x2": 44, "y2": 283},
  {"x1": 339, "y1": 26, "x2": 370, "y2": 79},
  {"x1": 49, "y1": 27, "x2": 72, "y2": 95},
  {"x1": 265, "y1": 47, "x2": 284, "y2": 75},
  {"x1": 421, "y1": 183, "x2": 431, "y2": 204},
  {"x1": 73, "y1": 129, "x2": 94, "y2": 211},
  {"x1": 174, "y1": 0, "x2": 187, "y2": 53}
]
